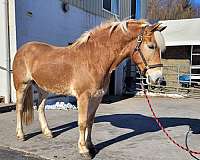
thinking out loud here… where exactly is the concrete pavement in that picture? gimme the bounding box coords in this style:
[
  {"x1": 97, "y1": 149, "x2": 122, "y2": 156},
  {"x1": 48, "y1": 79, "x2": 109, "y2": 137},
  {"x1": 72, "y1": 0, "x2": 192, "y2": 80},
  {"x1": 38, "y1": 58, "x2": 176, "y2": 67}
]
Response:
[
  {"x1": 0, "y1": 97, "x2": 200, "y2": 160},
  {"x1": 0, "y1": 146, "x2": 45, "y2": 160}
]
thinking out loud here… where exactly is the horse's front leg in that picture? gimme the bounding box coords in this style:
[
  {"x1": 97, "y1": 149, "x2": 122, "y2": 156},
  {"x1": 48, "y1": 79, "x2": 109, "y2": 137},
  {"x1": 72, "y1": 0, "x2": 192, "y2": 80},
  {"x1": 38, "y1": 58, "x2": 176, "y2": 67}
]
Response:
[
  {"x1": 77, "y1": 93, "x2": 91, "y2": 159},
  {"x1": 85, "y1": 96, "x2": 102, "y2": 155},
  {"x1": 38, "y1": 99, "x2": 53, "y2": 138}
]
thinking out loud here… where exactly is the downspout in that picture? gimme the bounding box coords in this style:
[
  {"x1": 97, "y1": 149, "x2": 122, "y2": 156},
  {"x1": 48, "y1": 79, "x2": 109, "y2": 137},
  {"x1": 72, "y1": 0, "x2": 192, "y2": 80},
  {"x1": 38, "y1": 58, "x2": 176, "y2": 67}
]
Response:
[{"x1": 6, "y1": 0, "x2": 11, "y2": 103}]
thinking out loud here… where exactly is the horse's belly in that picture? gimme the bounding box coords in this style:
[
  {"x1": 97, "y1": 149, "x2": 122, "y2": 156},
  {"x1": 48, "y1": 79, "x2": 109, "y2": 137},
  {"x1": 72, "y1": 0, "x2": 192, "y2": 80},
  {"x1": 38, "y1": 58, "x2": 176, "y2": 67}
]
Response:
[{"x1": 31, "y1": 64, "x2": 73, "y2": 95}]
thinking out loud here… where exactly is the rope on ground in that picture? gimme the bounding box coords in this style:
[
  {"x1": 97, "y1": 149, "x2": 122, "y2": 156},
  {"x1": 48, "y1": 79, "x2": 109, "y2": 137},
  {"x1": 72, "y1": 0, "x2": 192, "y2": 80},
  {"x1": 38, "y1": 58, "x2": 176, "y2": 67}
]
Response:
[
  {"x1": 185, "y1": 127, "x2": 200, "y2": 160},
  {"x1": 141, "y1": 83, "x2": 200, "y2": 157}
]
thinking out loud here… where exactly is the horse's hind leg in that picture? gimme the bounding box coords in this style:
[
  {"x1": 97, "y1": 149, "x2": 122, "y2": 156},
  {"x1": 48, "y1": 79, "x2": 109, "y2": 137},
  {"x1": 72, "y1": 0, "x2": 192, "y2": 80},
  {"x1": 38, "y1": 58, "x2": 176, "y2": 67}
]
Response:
[
  {"x1": 16, "y1": 83, "x2": 29, "y2": 140},
  {"x1": 37, "y1": 89, "x2": 53, "y2": 138},
  {"x1": 86, "y1": 96, "x2": 102, "y2": 155}
]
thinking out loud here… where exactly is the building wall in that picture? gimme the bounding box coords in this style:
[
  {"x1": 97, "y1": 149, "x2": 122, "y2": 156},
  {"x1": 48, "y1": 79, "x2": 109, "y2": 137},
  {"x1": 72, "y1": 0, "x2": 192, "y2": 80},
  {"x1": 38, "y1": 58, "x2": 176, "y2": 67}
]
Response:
[
  {"x1": 68, "y1": 0, "x2": 131, "y2": 20},
  {"x1": 15, "y1": 0, "x2": 132, "y2": 49},
  {"x1": 15, "y1": 0, "x2": 105, "y2": 48}
]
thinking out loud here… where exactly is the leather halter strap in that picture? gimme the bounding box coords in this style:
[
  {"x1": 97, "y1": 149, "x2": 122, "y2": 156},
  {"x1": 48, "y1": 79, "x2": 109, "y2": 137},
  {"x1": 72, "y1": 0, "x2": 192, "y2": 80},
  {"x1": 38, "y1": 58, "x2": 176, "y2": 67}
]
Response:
[{"x1": 132, "y1": 26, "x2": 163, "y2": 75}]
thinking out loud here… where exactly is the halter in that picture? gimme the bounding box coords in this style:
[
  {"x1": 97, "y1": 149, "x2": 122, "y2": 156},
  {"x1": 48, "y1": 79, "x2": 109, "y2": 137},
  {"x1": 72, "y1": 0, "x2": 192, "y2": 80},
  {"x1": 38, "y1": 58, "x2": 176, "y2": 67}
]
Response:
[{"x1": 132, "y1": 26, "x2": 163, "y2": 75}]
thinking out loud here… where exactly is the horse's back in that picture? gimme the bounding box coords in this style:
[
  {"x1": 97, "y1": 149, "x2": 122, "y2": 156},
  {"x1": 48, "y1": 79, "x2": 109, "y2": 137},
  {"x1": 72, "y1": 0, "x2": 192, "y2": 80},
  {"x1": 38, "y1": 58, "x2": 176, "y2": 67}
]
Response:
[
  {"x1": 15, "y1": 41, "x2": 57, "y2": 58},
  {"x1": 13, "y1": 42, "x2": 62, "y2": 88}
]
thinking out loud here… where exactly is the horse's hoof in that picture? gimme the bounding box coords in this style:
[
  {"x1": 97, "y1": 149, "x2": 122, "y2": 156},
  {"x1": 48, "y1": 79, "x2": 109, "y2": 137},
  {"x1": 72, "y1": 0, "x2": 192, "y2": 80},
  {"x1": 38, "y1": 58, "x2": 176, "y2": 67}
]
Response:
[
  {"x1": 44, "y1": 132, "x2": 53, "y2": 139},
  {"x1": 89, "y1": 146, "x2": 98, "y2": 156},
  {"x1": 80, "y1": 152, "x2": 92, "y2": 160},
  {"x1": 16, "y1": 135, "x2": 25, "y2": 141},
  {"x1": 43, "y1": 129, "x2": 53, "y2": 138}
]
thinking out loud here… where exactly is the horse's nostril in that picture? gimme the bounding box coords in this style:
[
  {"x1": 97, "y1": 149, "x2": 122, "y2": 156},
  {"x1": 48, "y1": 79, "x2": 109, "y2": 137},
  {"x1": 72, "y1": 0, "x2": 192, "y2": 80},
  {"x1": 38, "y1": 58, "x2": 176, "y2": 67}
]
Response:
[
  {"x1": 158, "y1": 77, "x2": 166, "y2": 86},
  {"x1": 160, "y1": 80, "x2": 166, "y2": 86}
]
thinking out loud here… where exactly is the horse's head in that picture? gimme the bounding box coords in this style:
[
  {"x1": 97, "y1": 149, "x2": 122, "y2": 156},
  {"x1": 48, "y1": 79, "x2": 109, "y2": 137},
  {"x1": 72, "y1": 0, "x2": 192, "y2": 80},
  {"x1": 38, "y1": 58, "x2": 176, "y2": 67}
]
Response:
[{"x1": 128, "y1": 20, "x2": 166, "y2": 85}]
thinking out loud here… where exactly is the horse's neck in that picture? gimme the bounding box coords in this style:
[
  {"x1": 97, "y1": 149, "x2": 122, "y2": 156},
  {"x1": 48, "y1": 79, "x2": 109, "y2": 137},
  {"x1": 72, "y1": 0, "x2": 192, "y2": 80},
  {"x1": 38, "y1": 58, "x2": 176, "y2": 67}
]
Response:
[
  {"x1": 91, "y1": 36, "x2": 131, "y2": 75},
  {"x1": 99, "y1": 29, "x2": 132, "y2": 73},
  {"x1": 108, "y1": 46, "x2": 130, "y2": 73},
  {"x1": 76, "y1": 28, "x2": 132, "y2": 75}
]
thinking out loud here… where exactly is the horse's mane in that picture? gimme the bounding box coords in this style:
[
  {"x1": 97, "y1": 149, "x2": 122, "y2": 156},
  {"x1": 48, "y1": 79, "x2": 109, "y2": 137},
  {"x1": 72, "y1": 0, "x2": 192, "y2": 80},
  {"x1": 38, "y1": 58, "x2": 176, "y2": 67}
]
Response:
[
  {"x1": 67, "y1": 19, "x2": 166, "y2": 52},
  {"x1": 68, "y1": 19, "x2": 149, "y2": 49}
]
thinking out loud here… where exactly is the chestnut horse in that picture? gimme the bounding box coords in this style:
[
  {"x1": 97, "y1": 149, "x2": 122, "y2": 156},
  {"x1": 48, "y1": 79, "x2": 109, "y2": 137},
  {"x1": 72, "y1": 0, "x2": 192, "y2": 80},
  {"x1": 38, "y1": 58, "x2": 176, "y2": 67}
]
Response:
[{"x1": 13, "y1": 19, "x2": 166, "y2": 159}]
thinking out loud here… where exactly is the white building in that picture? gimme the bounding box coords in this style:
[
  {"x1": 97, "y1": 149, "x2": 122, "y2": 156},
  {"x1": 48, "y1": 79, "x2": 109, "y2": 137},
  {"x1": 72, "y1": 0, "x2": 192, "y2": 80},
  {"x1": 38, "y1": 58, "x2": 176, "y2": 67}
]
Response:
[{"x1": 160, "y1": 18, "x2": 200, "y2": 84}]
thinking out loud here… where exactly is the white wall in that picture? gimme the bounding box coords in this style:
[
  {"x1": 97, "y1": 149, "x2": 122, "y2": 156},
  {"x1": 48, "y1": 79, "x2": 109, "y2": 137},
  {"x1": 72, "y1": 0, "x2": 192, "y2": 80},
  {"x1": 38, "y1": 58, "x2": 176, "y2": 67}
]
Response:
[
  {"x1": 8, "y1": 0, "x2": 17, "y2": 103},
  {"x1": 0, "y1": 0, "x2": 10, "y2": 103},
  {"x1": 15, "y1": 1, "x2": 105, "y2": 47}
]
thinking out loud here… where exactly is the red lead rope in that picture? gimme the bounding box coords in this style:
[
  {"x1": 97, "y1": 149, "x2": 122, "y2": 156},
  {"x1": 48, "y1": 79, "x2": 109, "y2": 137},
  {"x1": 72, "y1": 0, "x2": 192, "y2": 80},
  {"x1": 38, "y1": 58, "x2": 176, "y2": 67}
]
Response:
[{"x1": 142, "y1": 86, "x2": 200, "y2": 156}]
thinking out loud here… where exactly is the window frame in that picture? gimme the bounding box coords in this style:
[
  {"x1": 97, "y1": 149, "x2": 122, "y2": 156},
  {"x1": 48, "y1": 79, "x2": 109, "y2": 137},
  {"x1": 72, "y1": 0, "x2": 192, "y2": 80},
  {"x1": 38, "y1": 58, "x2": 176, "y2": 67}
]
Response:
[{"x1": 102, "y1": 0, "x2": 120, "y2": 16}]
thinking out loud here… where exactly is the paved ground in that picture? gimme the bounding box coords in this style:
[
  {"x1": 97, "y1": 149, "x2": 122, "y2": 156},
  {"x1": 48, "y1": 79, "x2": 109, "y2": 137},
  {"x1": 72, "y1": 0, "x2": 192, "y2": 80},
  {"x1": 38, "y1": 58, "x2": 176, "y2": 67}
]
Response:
[
  {"x1": 0, "y1": 97, "x2": 200, "y2": 160},
  {"x1": 0, "y1": 146, "x2": 45, "y2": 160}
]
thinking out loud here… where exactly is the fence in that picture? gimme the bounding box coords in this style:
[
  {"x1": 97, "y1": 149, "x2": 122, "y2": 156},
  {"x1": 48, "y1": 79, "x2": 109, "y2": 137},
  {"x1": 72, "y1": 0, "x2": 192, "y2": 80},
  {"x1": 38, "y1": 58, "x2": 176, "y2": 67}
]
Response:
[{"x1": 123, "y1": 64, "x2": 200, "y2": 98}]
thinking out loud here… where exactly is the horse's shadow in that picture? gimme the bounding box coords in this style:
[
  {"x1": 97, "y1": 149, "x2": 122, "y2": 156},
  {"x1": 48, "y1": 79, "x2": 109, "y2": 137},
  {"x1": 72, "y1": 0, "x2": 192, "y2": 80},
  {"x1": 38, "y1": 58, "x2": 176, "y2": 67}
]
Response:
[
  {"x1": 26, "y1": 114, "x2": 200, "y2": 155},
  {"x1": 94, "y1": 114, "x2": 200, "y2": 151},
  {"x1": 26, "y1": 121, "x2": 78, "y2": 139}
]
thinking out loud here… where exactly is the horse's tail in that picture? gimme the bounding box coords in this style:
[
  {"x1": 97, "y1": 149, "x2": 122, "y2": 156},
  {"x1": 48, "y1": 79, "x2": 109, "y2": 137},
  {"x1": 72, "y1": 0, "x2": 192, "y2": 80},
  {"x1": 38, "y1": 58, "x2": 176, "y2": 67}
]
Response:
[{"x1": 22, "y1": 85, "x2": 34, "y2": 125}]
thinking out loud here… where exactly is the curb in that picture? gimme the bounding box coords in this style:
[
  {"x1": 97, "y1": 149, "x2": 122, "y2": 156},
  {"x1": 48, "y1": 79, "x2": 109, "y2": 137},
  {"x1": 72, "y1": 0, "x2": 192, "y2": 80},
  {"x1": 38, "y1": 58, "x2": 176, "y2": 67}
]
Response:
[{"x1": 0, "y1": 103, "x2": 16, "y2": 113}]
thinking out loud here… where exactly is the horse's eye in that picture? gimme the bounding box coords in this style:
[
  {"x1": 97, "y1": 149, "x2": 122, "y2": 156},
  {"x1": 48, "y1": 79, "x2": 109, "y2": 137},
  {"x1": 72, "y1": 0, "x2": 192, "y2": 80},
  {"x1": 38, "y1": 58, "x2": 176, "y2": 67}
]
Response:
[{"x1": 148, "y1": 44, "x2": 156, "y2": 50}]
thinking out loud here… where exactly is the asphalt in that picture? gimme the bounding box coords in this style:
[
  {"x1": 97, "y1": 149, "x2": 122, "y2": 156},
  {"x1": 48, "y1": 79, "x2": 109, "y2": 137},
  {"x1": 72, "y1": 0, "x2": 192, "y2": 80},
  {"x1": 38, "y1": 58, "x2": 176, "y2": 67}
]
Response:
[
  {"x1": 0, "y1": 146, "x2": 45, "y2": 160},
  {"x1": 0, "y1": 97, "x2": 200, "y2": 160}
]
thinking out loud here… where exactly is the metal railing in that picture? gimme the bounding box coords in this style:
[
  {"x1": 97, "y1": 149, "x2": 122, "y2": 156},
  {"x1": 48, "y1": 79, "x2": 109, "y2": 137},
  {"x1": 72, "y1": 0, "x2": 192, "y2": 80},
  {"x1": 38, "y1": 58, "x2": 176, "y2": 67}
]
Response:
[{"x1": 123, "y1": 64, "x2": 200, "y2": 98}]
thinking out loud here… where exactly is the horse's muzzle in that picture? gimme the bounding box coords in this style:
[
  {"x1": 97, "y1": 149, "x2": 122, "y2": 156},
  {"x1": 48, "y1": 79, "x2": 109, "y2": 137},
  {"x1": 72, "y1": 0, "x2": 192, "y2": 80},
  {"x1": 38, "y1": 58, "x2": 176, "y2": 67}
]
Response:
[{"x1": 146, "y1": 69, "x2": 166, "y2": 86}]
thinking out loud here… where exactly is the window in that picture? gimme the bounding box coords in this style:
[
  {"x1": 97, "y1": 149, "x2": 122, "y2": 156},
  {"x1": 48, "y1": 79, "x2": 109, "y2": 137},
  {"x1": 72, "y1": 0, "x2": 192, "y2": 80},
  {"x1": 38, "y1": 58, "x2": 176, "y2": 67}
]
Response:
[{"x1": 103, "y1": 0, "x2": 119, "y2": 15}]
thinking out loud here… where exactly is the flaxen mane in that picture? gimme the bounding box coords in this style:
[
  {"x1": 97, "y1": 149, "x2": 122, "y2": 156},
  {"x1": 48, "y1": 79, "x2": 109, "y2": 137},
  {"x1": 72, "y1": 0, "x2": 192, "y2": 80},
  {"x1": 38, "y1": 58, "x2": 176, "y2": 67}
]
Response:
[
  {"x1": 68, "y1": 19, "x2": 147, "y2": 48},
  {"x1": 68, "y1": 19, "x2": 165, "y2": 52}
]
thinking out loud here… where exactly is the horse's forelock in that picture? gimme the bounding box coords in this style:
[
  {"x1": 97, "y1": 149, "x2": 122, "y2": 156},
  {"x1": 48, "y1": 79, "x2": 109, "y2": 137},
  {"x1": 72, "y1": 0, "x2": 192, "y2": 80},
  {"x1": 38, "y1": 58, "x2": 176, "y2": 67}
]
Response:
[{"x1": 154, "y1": 31, "x2": 166, "y2": 52}]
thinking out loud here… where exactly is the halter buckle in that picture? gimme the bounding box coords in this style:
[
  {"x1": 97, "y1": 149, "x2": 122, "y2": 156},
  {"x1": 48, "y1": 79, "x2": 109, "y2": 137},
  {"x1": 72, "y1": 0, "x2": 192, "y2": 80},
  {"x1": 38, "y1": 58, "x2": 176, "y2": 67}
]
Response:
[{"x1": 137, "y1": 35, "x2": 143, "y2": 43}]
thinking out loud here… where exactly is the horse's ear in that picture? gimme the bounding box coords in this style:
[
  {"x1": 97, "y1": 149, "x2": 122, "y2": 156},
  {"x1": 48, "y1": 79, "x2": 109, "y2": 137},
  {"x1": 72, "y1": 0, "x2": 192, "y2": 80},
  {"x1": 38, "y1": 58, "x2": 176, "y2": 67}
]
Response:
[
  {"x1": 157, "y1": 26, "x2": 167, "y2": 32},
  {"x1": 151, "y1": 23, "x2": 167, "y2": 32},
  {"x1": 150, "y1": 23, "x2": 162, "y2": 32}
]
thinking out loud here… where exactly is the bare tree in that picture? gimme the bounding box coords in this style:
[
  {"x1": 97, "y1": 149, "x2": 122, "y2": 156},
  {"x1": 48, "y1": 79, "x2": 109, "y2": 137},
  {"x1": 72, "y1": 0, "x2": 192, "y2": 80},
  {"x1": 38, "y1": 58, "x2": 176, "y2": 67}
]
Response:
[
  {"x1": 193, "y1": 6, "x2": 200, "y2": 17},
  {"x1": 146, "y1": 0, "x2": 195, "y2": 21}
]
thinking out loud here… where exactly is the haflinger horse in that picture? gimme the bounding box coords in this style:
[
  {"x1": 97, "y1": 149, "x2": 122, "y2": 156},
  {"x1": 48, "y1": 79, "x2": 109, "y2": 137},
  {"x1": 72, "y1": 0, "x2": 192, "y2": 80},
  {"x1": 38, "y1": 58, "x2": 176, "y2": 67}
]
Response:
[{"x1": 13, "y1": 19, "x2": 166, "y2": 159}]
